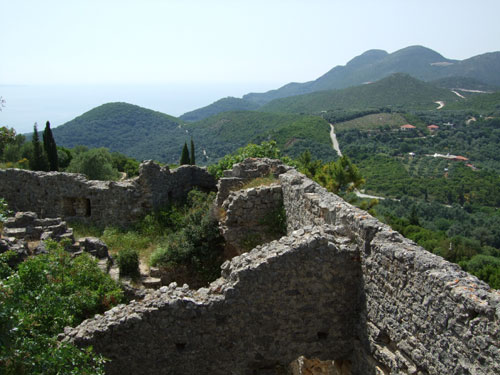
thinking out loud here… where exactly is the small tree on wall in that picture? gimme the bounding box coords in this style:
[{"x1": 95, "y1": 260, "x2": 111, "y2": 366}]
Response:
[{"x1": 180, "y1": 142, "x2": 190, "y2": 165}]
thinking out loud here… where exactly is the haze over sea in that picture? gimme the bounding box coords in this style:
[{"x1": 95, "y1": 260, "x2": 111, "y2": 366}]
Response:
[{"x1": 0, "y1": 82, "x2": 277, "y2": 134}]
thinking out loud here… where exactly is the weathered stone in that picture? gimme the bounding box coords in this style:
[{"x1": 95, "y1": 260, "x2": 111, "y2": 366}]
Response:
[
  {"x1": 6, "y1": 158, "x2": 498, "y2": 375},
  {"x1": 0, "y1": 161, "x2": 216, "y2": 227},
  {"x1": 80, "y1": 237, "x2": 109, "y2": 258}
]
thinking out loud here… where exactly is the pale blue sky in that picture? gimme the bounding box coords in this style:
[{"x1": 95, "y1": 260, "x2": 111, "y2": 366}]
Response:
[
  {"x1": 1, "y1": 0, "x2": 500, "y2": 133},
  {"x1": 2, "y1": 0, "x2": 499, "y2": 86}
]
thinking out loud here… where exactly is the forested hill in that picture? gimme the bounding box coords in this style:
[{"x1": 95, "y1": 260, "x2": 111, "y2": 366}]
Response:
[
  {"x1": 260, "y1": 73, "x2": 462, "y2": 114},
  {"x1": 52, "y1": 102, "x2": 188, "y2": 162},
  {"x1": 52, "y1": 103, "x2": 333, "y2": 164},
  {"x1": 242, "y1": 46, "x2": 500, "y2": 105},
  {"x1": 180, "y1": 97, "x2": 259, "y2": 122}
]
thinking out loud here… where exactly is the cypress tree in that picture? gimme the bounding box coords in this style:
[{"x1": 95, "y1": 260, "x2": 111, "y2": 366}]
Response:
[
  {"x1": 43, "y1": 121, "x2": 59, "y2": 171},
  {"x1": 190, "y1": 138, "x2": 196, "y2": 165},
  {"x1": 180, "y1": 142, "x2": 190, "y2": 165},
  {"x1": 30, "y1": 123, "x2": 48, "y2": 171}
]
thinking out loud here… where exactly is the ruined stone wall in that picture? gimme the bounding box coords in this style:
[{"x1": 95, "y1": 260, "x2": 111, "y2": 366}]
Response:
[
  {"x1": 0, "y1": 161, "x2": 216, "y2": 227},
  {"x1": 220, "y1": 183, "x2": 283, "y2": 256},
  {"x1": 280, "y1": 169, "x2": 500, "y2": 375},
  {"x1": 59, "y1": 159, "x2": 498, "y2": 374},
  {"x1": 65, "y1": 226, "x2": 364, "y2": 375}
]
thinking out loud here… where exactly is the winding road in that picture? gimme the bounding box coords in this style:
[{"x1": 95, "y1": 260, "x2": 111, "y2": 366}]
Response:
[
  {"x1": 329, "y1": 124, "x2": 342, "y2": 157},
  {"x1": 328, "y1": 123, "x2": 385, "y2": 200}
]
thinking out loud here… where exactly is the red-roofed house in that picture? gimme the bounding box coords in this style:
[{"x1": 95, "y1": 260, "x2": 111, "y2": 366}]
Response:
[
  {"x1": 427, "y1": 124, "x2": 439, "y2": 131},
  {"x1": 400, "y1": 124, "x2": 416, "y2": 130}
]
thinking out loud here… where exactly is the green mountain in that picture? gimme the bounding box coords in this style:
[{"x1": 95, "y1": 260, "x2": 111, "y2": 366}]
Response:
[
  {"x1": 430, "y1": 76, "x2": 499, "y2": 92},
  {"x1": 180, "y1": 97, "x2": 259, "y2": 122},
  {"x1": 242, "y1": 46, "x2": 500, "y2": 105},
  {"x1": 52, "y1": 102, "x2": 189, "y2": 163},
  {"x1": 52, "y1": 103, "x2": 334, "y2": 164},
  {"x1": 260, "y1": 73, "x2": 461, "y2": 114}
]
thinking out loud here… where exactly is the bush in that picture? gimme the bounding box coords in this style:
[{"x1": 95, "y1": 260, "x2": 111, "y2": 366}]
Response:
[
  {"x1": 0, "y1": 241, "x2": 122, "y2": 374},
  {"x1": 67, "y1": 147, "x2": 120, "y2": 180},
  {"x1": 117, "y1": 248, "x2": 139, "y2": 277},
  {"x1": 149, "y1": 190, "x2": 224, "y2": 283}
]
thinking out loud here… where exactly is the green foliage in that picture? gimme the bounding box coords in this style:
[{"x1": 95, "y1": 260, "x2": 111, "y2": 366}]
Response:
[
  {"x1": 0, "y1": 126, "x2": 16, "y2": 157},
  {"x1": 260, "y1": 74, "x2": 460, "y2": 114},
  {"x1": 180, "y1": 142, "x2": 190, "y2": 165},
  {"x1": 57, "y1": 146, "x2": 73, "y2": 170},
  {"x1": 180, "y1": 96, "x2": 260, "y2": 122},
  {"x1": 296, "y1": 151, "x2": 364, "y2": 194},
  {"x1": 0, "y1": 197, "x2": 10, "y2": 226},
  {"x1": 0, "y1": 241, "x2": 123, "y2": 374},
  {"x1": 149, "y1": 190, "x2": 224, "y2": 283},
  {"x1": 67, "y1": 147, "x2": 120, "y2": 180},
  {"x1": 459, "y1": 255, "x2": 500, "y2": 289},
  {"x1": 52, "y1": 102, "x2": 188, "y2": 164},
  {"x1": 117, "y1": 248, "x2": 139, "y2": 277},
  {"x1": 30, "y1": 123, "x2": 49, "y2": 171},
  {"x1": 110, "y1": 151, "x2": 140, "y2": 177},
  {"x1": 43, "y1": 121, "x2": 59, "y2": 171},
  {"x1": 190, "y1": 138, "x2": 196, "y2": 165},
  {"x1": 207, "y1": 140, "x2": 285, "y2": 179}
]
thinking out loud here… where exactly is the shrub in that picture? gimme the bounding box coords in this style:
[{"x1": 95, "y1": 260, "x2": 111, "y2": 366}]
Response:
[
  {"x1": 0, "y1": 241, "x2": 122, "y2": 374},
  {"x1": 149, "y1": 190, "x2": 224, "y2": 283},
  {"x1": 117, "y1": 248, "x2": 140, "y2": 277}
]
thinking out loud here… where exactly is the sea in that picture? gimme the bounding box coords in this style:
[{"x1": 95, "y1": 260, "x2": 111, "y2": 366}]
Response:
[{"x1": 0, "y1": 82, "x2": 277, "y2": 134}]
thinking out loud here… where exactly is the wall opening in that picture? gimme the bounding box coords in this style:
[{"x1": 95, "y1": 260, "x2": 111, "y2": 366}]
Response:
[{"x1": 62, "y1": 197, "x2": 91, "y2": 217}]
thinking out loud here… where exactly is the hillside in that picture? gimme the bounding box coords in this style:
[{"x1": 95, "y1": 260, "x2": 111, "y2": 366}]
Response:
[
  {"x1": 180, "y1": 97, "x2": 259, "y2": 122},
  {"x1": 242, "y1": 46, "x2": 500, "y2": 105},
  {"x1": 52, "y1": 103, "x2": 334, "y2": 164},
  {"x1": 52, "y1": 102, "x2": 189, "y2": 163},
  {"x1": 259, "y1": 73, "x2": 461, "y2": 114},
  {"x1": 187, "y1": 111, "x2": 333, "y2": 162}
]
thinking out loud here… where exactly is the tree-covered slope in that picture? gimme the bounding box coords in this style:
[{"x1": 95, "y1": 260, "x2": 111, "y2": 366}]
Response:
[
  {"x1": 52, "y1": 102, "x2": 188, "y2": 163},
  {"x1": 242, "y1": 46, "x2": 500, "y2": 105},
  {"x1": 180, "y1": 97, "x2": 260, "y2": 122},
  {"x1": 260, "y1": 74, "x2": 461, "y2": 114},
  {"x1": 52, "y1": 103, "x2": 334, "y2": 164}
]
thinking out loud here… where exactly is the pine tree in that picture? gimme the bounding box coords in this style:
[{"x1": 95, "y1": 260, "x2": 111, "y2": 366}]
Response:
[
  {"x1": 43, "y1": 121, "x2": 59, "y2": 171},
  {"x1": 190, "y1": 138, "x2": 196, "y2": 165},
  {"x1": 30, "y1": 123, "x2": 49, "y2": 171},
  {"x1": 180, "y1": 142, "x2": 190, "y2": 165}
]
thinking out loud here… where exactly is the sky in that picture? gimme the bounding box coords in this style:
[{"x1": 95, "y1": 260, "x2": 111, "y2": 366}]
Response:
[{"x1": 1, "y1": 0, "x2": 500, "y2": 132}]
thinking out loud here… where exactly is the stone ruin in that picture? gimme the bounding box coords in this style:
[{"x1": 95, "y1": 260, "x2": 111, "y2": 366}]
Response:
[
  {"x1": 0, "y1": 161, "x2": 216, "y2": 227},
  {"x1": 1, "y1": 159, "x2": 499, "y2": 374}
]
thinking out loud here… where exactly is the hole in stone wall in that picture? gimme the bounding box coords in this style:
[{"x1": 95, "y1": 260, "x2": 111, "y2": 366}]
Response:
[
  {"x1": 63, "y1": 197, "x2": 76, "y2": 216},
  {"x1": 175, "y1": 343, "x2": 186, "y2": 352},
  {"x1": 62, "y1": 197, "x2": 92, "y2": 217},
  {"x1": 317, "y1": 331, "x2": 328, "y2": 340},
  {"x1": 168, "y1": 191, "x2": 173, "y2": 201}
]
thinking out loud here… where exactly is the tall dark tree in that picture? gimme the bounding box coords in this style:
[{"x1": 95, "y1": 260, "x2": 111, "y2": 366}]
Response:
[
  {"x1": 43, "y1": 121, "x2": 58, "y2": 171},
  {"x1": 190, "y1": 138, "x2": 196, "y2": 165},
  {"x1": 30, "y1": 123, "x2": 48, "y2": 171},
  {"x1": 180, "y1": 142, "x2": 190, "y2": 165}
]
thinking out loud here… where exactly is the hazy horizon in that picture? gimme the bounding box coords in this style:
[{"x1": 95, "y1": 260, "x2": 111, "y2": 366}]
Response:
[{"x1": 2, "y1": 0, "x2": 500, "y2": 133}]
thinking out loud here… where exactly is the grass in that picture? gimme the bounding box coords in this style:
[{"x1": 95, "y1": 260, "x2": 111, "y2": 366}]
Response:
[
  {"x1": 238, "y1": 175, "x2": 279, "y2": 190},
  {"x1": 70, "y1": 221, "x2": 160, "y2": 266}
]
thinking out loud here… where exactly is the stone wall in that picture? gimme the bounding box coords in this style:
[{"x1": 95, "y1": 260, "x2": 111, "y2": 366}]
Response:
[
  {"x1": 279, "y1": 169, "x2": 499, "y2": 375},
  {"x1": 59, "y1": 159, "x2": 499, "y2": 374},
  {"x1": 220, "y1": 183, "x2": 283, "y2": 256},
  {"x1": 0, "y1": 161, "x2": 216, "y2": 227},
  {"x1": 64, "y1": 226, "x2": 364, "y2": 375}
]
